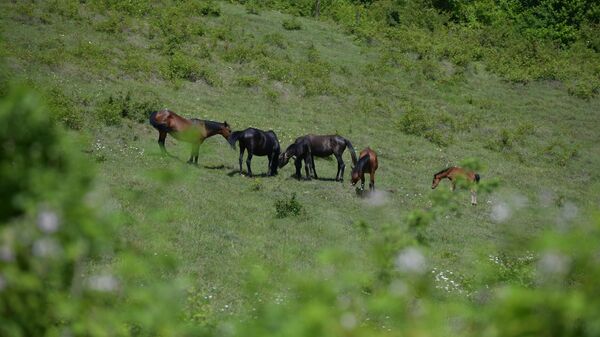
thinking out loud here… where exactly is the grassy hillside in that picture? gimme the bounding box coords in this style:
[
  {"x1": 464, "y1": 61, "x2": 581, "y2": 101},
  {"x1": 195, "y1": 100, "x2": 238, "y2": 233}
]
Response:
[{"x1": 1, "y1": 0, "x2": 600, "y2": 331}]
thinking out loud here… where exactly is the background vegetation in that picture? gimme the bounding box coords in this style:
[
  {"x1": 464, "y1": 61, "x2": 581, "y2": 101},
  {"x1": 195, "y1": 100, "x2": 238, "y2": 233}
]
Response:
[{"x1": 1, "y1": 0, "x2": 599, "y2": 336}]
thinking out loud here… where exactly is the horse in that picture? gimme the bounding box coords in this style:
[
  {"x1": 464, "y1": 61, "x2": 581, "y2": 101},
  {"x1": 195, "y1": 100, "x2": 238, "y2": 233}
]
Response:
[
  {"x1": 149, "y1": 109, "x2": 231, "y2": 165},
  {"x1": 228, "y1": 128, "x2": 280, "y2": 177},
  {"x1": 351, "y1": 147, "x2": 378, "y2": 192},
  {"x1": 278, "y1": 134, "x2": 357, "y2": 181},
  {"x1": 432, "y1": 166, "x2": 481, "y2": 205}
]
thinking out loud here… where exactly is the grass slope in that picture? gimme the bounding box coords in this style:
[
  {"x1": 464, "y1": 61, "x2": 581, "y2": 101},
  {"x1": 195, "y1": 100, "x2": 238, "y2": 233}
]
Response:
[{"x1": 1, "y1": 0, "x2": 599, "y2": 319}]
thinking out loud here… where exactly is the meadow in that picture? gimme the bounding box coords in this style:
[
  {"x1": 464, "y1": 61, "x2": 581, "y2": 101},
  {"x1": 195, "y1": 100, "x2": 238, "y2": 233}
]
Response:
[{"x1": 1, "y1": 0, "x2": 600, "y2": 335}]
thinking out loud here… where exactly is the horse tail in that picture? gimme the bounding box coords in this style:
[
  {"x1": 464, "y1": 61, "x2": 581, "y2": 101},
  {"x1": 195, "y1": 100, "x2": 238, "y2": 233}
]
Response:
[
  {"x1": 344, "y1": 138, "x2": 358, "y2": 166},
  {"x1": 228, "y1": 131, "x2": 243, "y2": 149},
  {"x1": 475, "y1": 173, "x2": 481, "y2": 183}
]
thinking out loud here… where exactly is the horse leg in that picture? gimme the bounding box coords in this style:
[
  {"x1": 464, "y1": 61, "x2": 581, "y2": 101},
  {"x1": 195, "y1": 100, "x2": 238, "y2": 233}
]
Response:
[
  {"x1": 158, "y1": 131, "x2": 167, "y2": 154},
  {"x1": 246, "y1": 153, "x2": 253, "y2": 177},
  {"x1": 334, "y1": 153, "x2": 344, "y2": 182},
  {"x1": 267, "y1": 153, "x2": 273, "y2": 176},
  {"x1": 360, "y1": 174, "x2": 365, "y2": 191},
  {"x1": 294, "y1": 158, "x2": 302, "y2": 180},
  {"x1": 238, "y1": 146, "x2": 245, "y2": 175},
  {"x1": 309, "y1": 155, "x2": 318, "y2": 179},
  {"x1": 369, "y1": 172, "x2": 375, "y2": 191},
  {"x1": 304, "y1": 156, "x2": 312, "y2": 180},
  {"x1": 193, "y1": 143, "x2": 200, "y2": 165},
  {"x1": 188, "y1": 144, "x2": 199, "y2": 164},
  {"x1": 471, "y1": 189, "x2": 477, "y2": 206},
  {"x1": 451, "y1": 182, "x2": 456, "y2": 192}
]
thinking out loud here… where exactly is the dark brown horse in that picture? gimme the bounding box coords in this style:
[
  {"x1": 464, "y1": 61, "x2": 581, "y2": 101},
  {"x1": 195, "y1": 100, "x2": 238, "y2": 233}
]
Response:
[
  {"x1": 278, "y1": 134, "x2": 357, "y2": 181},
  {"x1": 351, "y1": 147, "x2": 378, "y2": 191},
  {"x1": 149, "y1": 109, "x2": 231, "y2": 164},
  {"x1": 432, "y1": 166, "x2": 480, "y2": 205},
  {"x1": 228, "y1": 128, "x2": 280, "y2": 177}
]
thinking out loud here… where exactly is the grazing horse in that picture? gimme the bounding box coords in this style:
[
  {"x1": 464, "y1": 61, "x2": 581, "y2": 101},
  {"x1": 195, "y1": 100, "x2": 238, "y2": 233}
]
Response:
[
  {"x1": 149, "y1": 109, "x2": 231, "y2": 165},
  {"x1": 228, "y1": 128, "x2": 280, "y2": 177},
  {"x1": 351, "y1": 147, "x2": 378, "y2": 192},
  {"x1": 278, "y1": 134, "x2": 357, "y2": 181},
  {"x1": 432, "y1": 166, "x2": 481, "y2": 205}
]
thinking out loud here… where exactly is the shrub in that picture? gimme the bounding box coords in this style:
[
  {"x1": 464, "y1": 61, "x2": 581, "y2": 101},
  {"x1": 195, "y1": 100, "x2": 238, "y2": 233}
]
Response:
[
  {"x1": 197, "y1": 0, "x2": 221, "y2": 17},
  {"x1": 282, "y1": 17, "x2": 302, "y2": 30},
  {"x1": 162, "y1": 52, "x2": 201, "y2": 82},
  {"x1": 94, "y1": 11, "x2": 126, "y2": 33},
  {"x1": 0, "y1": 86, "x2": 195, "y2": 336},
  {"x1": 97, "y1": 95, "x2": 122, "y2": 126},
  {"x1": 397, "y1": 106, "x2": 453, "y2": 146},
  {"x1": 263, "y1": 33, "x2": 287, "y2": 49},
  {"x1": 43, "y1": 86, "x2": 83, "y2": 130},
  {"x1": 485, "y1": 122, "x2": 534, "y2": 152},
  {"x1": 543, "y1": 141, "x2": 578, "y2": 166},
  {"x1": 237, "y1": 75, "x2": 260, "y2": 87},
  {"x1": 246, "y1": 2, "x2": 261, "y2": 15},
  {"x1": 96, "y1": 90, "x2": 161, "y2": 124},
  {"x1": 274, "y1": 193, "x2": 303, "y2": 218}
]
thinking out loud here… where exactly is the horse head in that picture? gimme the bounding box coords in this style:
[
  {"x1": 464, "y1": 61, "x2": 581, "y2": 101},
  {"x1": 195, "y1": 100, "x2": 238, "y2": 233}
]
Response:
[
  {"x1": 431, "y1": 175, "x2": 441, "y2": 189},
  {"x1": 219, "y1": 121, "x2": 232, "y2": 139},
  {"x1": 278, "y1": 151, "x2": 291, "y2": 168},
  {"x1": 350, "y1": 169, "x2": 360, "y2": 186}
]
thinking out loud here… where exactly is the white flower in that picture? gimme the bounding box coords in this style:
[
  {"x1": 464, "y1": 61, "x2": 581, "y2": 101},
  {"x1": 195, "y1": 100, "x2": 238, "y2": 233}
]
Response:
[
  {"x1": 32, "y1": 238, "x2": 60, "y2": 258},
  {"x1": 38, "y1": 210, "x2": 59, "y2": 233},
  {"x1": 538, "y1": 251, "x2": 570, "y2": 277},
  {"x1": 88, "y1": 274, "x2": 119, "y2": 292},
  {"x1": 340, "y1": 312, "x2": 357, "y2": 330},
  {"x1": 0, "y1": 246, "x2": 14, "y2": 262},
  {"x1": 395, "y1": 247, "x2": 427, "y2": 274},
  {"x1": 491, "y1": 202, "x2": 511, "y2": 223}
]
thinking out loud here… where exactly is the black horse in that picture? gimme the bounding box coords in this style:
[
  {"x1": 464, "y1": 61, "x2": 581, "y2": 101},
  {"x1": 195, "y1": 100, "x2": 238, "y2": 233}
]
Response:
[
  {"x1": 228, "y1": 128, "x2": 280, "y2": 177},
  {"x1": 278, "y1": 134, "x2": 357, "y2": 181}
]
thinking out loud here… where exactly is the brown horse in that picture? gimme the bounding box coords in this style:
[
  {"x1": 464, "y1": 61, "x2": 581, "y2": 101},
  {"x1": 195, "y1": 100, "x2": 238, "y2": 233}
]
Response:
[
  {"x1": 432, "y1": 166, "x2": 480, "y2": 205},
  {"x1": 351, "y1": 147, "x2": 378, "y2": 191},
  {"x1": 149, "y1": 109, "x2": 231, "y2": 164}
]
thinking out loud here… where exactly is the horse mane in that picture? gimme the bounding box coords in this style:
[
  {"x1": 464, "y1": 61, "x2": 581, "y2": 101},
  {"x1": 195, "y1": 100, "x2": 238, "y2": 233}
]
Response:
[
  {"x1": 433, "y1": 167, "x2": 454, "y2": 177},
  {"x1": 353, "y1": 154, "x2": 370, "y2": 174},
  {"x1": 203, "y1": 120, "x2": 225, "y2": 132}
]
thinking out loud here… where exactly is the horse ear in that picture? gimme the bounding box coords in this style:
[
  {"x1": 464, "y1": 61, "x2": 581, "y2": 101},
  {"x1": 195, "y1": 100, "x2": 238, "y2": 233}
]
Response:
[{"x1": 224, "y1": 121, "x2": 229, "y2": 127}]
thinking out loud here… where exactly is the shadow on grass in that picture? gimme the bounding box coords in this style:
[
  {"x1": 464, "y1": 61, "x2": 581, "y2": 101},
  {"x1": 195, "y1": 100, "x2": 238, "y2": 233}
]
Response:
[{"x1": 227, "y1": 170, "x2": 274, "y2": 178}]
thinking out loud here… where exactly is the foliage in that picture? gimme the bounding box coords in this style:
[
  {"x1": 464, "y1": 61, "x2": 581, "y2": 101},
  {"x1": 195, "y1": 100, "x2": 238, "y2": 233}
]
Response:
[
  {"x1": 282, "y1": 17, "x2": 302, "y2": 30},
  {"x1": 0, "y1": 87, "x2": 197, "y2": 336},
  {"x1": 274, "y1": 193, "x2": 303, "y2": 218}
]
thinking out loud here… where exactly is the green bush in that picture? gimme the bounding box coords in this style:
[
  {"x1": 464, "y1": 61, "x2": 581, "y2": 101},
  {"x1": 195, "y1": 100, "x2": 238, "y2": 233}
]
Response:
[
  {"x1": 98, "y1": 90, "x2": 161, "y2": 124},
  {"x1": 397, "y1": 106, "x2": 454, "y2": 146},
  {"x1": 274, "y1": 193, "x2": 303, "y2": 218},
  {"x1": 485, "y1": 122, "x2": 534, "y2": 152},
  {"x1": 43, "y1": 85, "x2": 84, "y2": 130},
  {"x1": 246, "y1": 1, "x2": 261, "y2": 15},
  {"x1": 543, "y1": 141, "x2": 579, "y2": 166},
  {"x1": 0, "y1": 86, "x2": 198, "y2": 336},
  {"x1": 162, "y1": 52, "x2": 202, "y2": 82},
  {"x1": 263, "y1": 33, "x2": 287, "y2": 49},
  {"x1": 282, "y1": 17, "x2": 302, "y2": 30},
  {"x1": 237, "y1": 75, "x2": 260, "y2": 87},
  {"x1": 97, "y1": 95, "x2": 122, "y2": 126}
]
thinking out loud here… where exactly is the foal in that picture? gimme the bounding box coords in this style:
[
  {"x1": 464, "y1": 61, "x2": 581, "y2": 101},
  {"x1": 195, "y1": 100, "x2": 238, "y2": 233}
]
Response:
[
  {"x1": 351, "y1": 147, "x2": 378, "y2": 191},
  {"x1": 431, "y1": 166, "x2": 480, "y2": 205},
  {"x1": 149, "y1": 109, "x2": 231, "y2": 165}
]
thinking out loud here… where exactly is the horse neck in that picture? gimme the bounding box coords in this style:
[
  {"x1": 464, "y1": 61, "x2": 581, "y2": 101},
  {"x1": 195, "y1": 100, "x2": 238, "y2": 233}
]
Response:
[
  {"x1": 435, "y1": 169, "x2": 451, "y2": 180},
  {"x1": 203, "y1": 121, "x2": 224, "y2": 138}
]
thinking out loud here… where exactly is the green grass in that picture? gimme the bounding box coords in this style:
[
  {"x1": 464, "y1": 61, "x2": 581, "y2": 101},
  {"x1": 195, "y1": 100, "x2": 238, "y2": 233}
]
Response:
[{"x1": 1, "y1": 0, "x2": 600, "y2": 322}]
